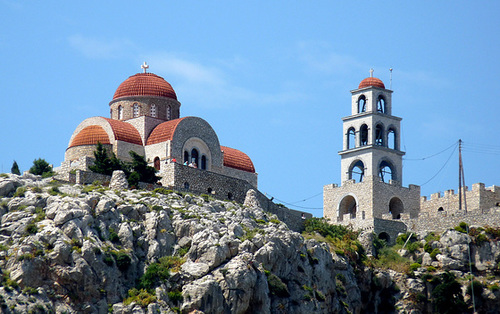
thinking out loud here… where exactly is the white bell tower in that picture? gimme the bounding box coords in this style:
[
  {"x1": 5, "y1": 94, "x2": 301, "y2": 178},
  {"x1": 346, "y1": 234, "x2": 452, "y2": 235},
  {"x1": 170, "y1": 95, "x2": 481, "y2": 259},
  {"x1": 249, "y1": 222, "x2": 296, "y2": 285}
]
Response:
[{"x1": 339, "y1": 70, "x2": 405, "y2": 184}]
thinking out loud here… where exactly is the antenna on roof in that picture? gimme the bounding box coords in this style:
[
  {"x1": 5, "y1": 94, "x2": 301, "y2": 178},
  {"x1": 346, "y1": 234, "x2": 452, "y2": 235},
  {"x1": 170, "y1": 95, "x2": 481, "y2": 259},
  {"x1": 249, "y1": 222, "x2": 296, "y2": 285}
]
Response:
[
  {"x1": 389, "y1": 68, "x2": 393, "y2": 90},
  {"x1": 141, "y1": 62, "x2": 149, "y2": 73}
]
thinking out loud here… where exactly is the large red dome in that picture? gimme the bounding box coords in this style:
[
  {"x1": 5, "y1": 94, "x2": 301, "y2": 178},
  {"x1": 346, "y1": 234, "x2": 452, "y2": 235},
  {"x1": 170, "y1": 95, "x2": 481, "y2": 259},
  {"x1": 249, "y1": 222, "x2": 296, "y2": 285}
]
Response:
[
  {"x1": 358, "y1": 77, "x2": 385, "y2": 89},
  {"x1": 113, "y1": 73, "x2": 177, "y2": 100}
]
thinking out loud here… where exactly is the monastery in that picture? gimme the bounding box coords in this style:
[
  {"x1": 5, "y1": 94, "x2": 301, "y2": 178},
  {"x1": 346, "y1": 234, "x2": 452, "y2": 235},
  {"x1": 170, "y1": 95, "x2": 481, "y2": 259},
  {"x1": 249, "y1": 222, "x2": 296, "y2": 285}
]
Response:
[
  {"x1": 323, "y1": 72, "x2": 500, "y2": 242},
  {"x1": 57, "y1": 63, "x2": 311, "y2": 231}
]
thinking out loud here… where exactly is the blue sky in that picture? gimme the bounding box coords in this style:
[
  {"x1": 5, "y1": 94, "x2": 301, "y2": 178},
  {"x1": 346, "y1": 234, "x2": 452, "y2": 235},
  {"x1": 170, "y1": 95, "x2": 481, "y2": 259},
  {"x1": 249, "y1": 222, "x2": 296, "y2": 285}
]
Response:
[{"x1": 1, "y1": 1, "x2": 499, "y2": 217}]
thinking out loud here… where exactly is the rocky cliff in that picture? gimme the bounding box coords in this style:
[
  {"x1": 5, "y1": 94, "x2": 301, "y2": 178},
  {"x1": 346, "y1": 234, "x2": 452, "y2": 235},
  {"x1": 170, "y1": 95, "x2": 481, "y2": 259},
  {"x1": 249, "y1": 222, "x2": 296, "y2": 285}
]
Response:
[{"x1": 1, "y1": 173, "x2": 500, "y2": 313}]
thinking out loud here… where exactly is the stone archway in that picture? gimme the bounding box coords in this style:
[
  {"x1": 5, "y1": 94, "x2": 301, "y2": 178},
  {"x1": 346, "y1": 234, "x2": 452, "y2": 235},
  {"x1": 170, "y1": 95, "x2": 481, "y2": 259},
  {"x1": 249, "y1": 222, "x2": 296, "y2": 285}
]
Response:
[
  {"x1": 338, "y1": 195, "x2": 357, "y2": 221},
  {"x1": 389, "y1": 197, "x2": 404, "y2": 219},
  {"x1": 378, "y1": 232, "x2": 390, "y2": 243}
]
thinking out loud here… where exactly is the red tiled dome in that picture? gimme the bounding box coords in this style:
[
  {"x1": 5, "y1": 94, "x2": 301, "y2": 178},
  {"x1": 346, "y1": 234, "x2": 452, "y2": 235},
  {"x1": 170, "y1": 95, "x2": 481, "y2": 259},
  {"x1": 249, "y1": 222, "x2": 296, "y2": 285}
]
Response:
[
  {"x1": 146, "y1": 118, "x2": 186, "y2": 145},
  {"x1": 103, "y1": 118, "x2": 143, "y2": 145},
  {"x1": 69, "y1": 125, "x2": 110, "y2": 148},
  {"x1": 113, "y1": 73, "x2": 177, "y2": 100},
  {"x1": 359, "y1": 77, "x2": 385, "y2": 89},
  {"x1": 221, "y1": 146, "x2": 255, "y2": 173}
]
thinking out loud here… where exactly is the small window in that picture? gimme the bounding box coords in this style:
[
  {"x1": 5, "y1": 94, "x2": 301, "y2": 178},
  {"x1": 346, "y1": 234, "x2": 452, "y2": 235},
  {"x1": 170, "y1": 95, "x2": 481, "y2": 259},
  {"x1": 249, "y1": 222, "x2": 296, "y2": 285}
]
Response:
[
  {"x1": 167, "y1": 105, "x2": 172, "y2": 120},
  {"x1": 184, "y1": 151, "x2": 189, "y2": 164},
  {"x1": 133, "y1": 103, "x2": 139, "y2": 117},
  {"x1": 201, "y1": 155, "x2": 207, "y2": 170},
  {"x1": 184, "y1": 182, "x2": 190, "y2": 191},
  {"x1": 154, "y1": 157, "x2": 160, "y2": 171},
  {"x1": 358, "y1": 95, "x2": 366, "y2": 113},
  {"x1": 207, "y1": 187, "x2": 212, "y2": 194},
  {"x1": 191, "y1": 149, "x2": 199, "y2": 167},
  {"x1": 227, "y1": 192, "x2": 233, "y2": 200},
  {"x1": 118, "y1": 105, "x2": 123, "y2": 120},
  {"x1": 151, "y1": 104, "x2": 157, "y2": 118},
  {"x1": 438, "y1": 207, "x2": 444, "y2": 212}
]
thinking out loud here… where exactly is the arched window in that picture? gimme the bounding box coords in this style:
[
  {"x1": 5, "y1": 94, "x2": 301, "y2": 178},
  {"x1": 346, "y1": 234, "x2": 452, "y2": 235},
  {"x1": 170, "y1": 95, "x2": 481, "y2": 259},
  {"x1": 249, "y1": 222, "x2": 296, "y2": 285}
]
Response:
[
  {"x1": 379, "y1": 160, "x2": 394, "y2": 182},
  {"x1": 118, "y1": 105, "x2": 123, "y2": 120},
  {"x1": 167, "y1": 105, "x2": 172, "y2": 120},
  {"x1": 389, "y1": 197, "x2": 404, "y2": 219},
  {"x1": 184, "y1": 182, "x2": 190, "y2": 191},
  {"x1": 377, "y1": 96, "x2": 385, "y2": 113},
  {"x1": 378, "y1": 232, "x2": 390, "y2": 243},
  {"x1": 207, "y1": 187, "x2": 212, "y2": 194},
  {"x1": 184, "y1": 151, "x2": 189, "y2": 164},
  {"x1": 387, "y1": 128, "x2": 396, "y2": 149},
  {"x1": 360, "y1": 124, "x2": 368, "y2": 146},
  {"x1": 227, "y1": 192, "x2": 233, "y2": 200},
  {"x1": 347, "y1": 128, "x2": 356, "y2": 149},
  {"x1": 191, "y1": 148, "x2": 199, "y2": 167},
  {"x1": 201, "y1": 155, "x2": 207, "y2": 170},
  {"x1": 153, "y1": 157, "x2": 160, "y2": 171},
  {"x1": 375, "y1": 124, "x2": 384, "y2": 146},
  {"x1": 151, "y1": 104, "x2": 157, "y2": 118},
  {"x1": 338, "y1": 195, "x2": 357, "y2": 221},
  {"x1": 133, "y1": 103, "x2": 139, "y2": 117},
  {"x1": 349, "y1": 160, "x2": 365, "y2": 182},
  {"x1": 358, "y1": 95, "x2": 366, "y2": 113}
]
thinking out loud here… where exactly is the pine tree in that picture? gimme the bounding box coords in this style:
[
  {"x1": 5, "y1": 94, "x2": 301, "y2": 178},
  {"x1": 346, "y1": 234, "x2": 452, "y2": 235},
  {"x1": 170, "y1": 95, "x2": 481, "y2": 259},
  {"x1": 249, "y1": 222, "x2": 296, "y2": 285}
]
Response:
[
  {"x1": 90, "y1": 142, "x2": 112, "y2": 175},
  {"x1": 29, "y1": 158, "x2": 54, "y2": 178},
  {"x1": 128, "y1": 151, "x2": 160, "y2": 184},
  {"x1": 11, "y1": 160, "x2": 20, "y2": 175}
]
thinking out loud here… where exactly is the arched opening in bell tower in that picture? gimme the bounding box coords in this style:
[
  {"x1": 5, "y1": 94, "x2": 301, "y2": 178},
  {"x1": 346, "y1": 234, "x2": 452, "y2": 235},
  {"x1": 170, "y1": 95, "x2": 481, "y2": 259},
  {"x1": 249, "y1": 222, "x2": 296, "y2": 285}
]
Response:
[
  {"x1": 338, "y1": 195, "x2": 357, "y2": 221},
  {"x1": 349, "y1": 160, "x2": 365, "y2": 182},
  {"x1": 360, "y1": 124, "x2": 368, "y2": 146},
  {"x1": 358, "y1": 95, "x2": 366, "y2": 113},
  {"x1": 387, "y1": 127, "x2": 396, "y2": 149},
  {"x1": 377, "y1": 96, "x2": 386, "y2": 113},
  {"x1": 389, "y1": 197, "x2": 404, "y2": 219},
  {"x1": 379, "y1": 160, "x2": 395, "y2": 182},
  {"x1": 347, "y1": 127, "x2": 356, "y2": 149},
  {"x1": 375, "y1": 124, "x2": 384, "y2": 146}
]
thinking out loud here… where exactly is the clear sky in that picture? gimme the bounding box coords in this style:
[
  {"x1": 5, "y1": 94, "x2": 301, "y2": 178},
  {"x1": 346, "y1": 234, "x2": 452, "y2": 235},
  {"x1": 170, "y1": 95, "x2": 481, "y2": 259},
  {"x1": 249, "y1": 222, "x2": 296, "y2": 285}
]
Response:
[{"x1": 1, "y1": 1, "x2": 499, "y2": 217}]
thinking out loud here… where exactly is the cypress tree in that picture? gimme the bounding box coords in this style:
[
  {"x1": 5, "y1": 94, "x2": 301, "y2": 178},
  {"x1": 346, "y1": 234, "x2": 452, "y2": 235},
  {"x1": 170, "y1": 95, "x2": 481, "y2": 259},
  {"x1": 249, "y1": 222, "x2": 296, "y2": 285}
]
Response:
[{"x1": 11, "y1": 160, "x2": 20, "y2": 175}]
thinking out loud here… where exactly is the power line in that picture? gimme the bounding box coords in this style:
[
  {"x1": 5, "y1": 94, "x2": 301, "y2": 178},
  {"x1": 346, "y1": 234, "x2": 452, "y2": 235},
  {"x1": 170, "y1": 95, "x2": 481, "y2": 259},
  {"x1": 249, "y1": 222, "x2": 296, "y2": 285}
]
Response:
[
  {"x1": 419, "y1": 143, "x2": 458, "y2": 186},
  {"x1": 404, "y1": 141, "x2": 458, "y2": 161}
]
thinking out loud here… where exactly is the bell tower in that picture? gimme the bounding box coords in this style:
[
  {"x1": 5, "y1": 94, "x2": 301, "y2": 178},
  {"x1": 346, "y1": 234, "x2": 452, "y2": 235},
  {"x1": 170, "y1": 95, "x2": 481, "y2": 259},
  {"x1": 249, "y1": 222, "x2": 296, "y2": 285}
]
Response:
[
  {"x1": 323, "y1": 71, "x2": 421, "y2": 241},
  {"x1": 340, "y1": 70, "x2": 404, "y2": 184}
]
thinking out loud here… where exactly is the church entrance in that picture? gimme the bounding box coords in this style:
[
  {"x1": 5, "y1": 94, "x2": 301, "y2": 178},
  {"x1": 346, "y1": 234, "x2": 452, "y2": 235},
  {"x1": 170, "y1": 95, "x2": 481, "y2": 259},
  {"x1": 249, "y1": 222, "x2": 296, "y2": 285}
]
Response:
[{"x1": 338, "y1": 195, "x2": 357, "y2": 221}]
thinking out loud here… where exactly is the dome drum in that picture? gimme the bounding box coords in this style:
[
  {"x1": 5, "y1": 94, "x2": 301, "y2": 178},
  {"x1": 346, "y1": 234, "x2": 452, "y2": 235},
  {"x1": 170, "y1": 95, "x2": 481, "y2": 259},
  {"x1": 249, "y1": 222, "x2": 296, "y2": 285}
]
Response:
[{"x1": 109, "y1": 97, "x2": 181, "y2": 121}]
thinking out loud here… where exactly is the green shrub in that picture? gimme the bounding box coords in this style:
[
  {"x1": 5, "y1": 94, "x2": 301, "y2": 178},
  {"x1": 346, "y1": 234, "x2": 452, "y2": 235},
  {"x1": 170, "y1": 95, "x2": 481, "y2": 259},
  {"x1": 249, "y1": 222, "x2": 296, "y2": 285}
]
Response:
[
  {"x1": 466, "y1": 280, "x2": 484, "y2": 298},
  {"x1": 124, "y1": 288, "x2": 156, "y2": 308},
  {"x1": 410, "y1": 263, "x2": 421, "y2": 271},
  {"x1": 103, "y1": 253, "x2": 114, "y2": 266},
  {"x1": 113, "y1": 251, "x2": 131, "y2": 271},
  {"x1": 153, "y1": 188, "x2": 173, "y2": 195},
  {"x1": 167, "y1": 290, "x2": 183, "y2": 304},
  {"x1": 13, "y1": 187, "x2": 26, "y2": 198},
  {"x1": 430, "y1": 248, "x2": 441, "y2": 260},
  {"x1": 431, "y1": 272, "x2": 465, "y2": 313},
  {"x1": 139, "y1": 256, "x2": 184, "y2": 290},
  {"x1": 109, "y1": 228, "x2": 120, "y2": 243},
  {"x1": 371, "y1": 246, "x2": 410, "y2": 273},
  {"x1": 25, "y1": 223, "x2": 38, "y2": 235},
  {"x1": 266, "y1": 272, "x2": 290, "y2": 297},
  {"x1": 475, "y1": 233, "x2": 488, "y2": 245},
  {"x1": 427, "y1": 266, "x2": 437, "y2": 272},
  {"x1": 454, "y1": 222, "x2": 468, "y2": 233}
]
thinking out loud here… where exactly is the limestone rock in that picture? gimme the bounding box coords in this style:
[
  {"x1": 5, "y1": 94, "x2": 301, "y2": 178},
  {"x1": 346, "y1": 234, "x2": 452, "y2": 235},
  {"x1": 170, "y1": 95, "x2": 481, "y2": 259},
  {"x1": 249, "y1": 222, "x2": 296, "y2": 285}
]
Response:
[{"x1": 110, "y1": 170, "x2": 129, "y2": 190}]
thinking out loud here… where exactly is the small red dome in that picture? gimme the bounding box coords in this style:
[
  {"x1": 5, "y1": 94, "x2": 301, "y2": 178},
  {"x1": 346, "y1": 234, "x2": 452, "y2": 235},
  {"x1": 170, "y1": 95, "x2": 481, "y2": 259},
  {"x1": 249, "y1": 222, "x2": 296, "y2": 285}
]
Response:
[
  {"x1": 69, "y1": 125, "x2": 110, "y2": 148},
  {"x1": 358, "y1": 77, "x2": 385, "y2": 89},
  {"x1": 221, "y1": 146, "x2": 255, "y2": 173},
  {"x1": 113, "y1": 73, "x2": 177, "y2": 100}
]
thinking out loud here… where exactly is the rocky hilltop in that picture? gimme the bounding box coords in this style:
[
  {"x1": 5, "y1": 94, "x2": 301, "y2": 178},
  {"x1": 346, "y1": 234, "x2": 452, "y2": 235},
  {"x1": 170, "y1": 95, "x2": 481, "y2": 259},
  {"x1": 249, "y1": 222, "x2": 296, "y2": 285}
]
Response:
[{"x1": 1, "y1": 173, "x2": 500, "y2": 313}]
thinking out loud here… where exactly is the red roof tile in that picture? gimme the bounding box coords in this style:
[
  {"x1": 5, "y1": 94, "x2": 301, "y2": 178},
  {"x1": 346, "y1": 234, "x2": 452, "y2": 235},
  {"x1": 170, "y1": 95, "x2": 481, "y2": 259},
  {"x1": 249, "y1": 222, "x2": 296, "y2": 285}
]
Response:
[
  {"x1": 102, "y1": 118, "x2": 143, "y2": 145},
  {"x1": 358, "y1": 77, "x2": 385, "y2": 89},
  {"x1": 221, "y1": 146, "x2": 255, "y2": 173},
  {"x1": 113, "y1": 73, "x2": 177, "y2": 100},
  {"x1": 146, "y1": 118, "x2": 186, "y2": 145},
  {"x1": 69, "y1": 125, "x2": 110, "y2": 148}
]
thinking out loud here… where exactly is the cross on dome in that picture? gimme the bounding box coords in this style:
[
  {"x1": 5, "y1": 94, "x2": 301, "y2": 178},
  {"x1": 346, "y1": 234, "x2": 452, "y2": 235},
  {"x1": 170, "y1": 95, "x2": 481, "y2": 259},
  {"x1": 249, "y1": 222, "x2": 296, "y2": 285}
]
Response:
[
  {"x1": 141, "y1": 62, "x2": 149, "y2": 73},
  {"x1": 370, "y1": 68, "x2": 374, "y2": 77}
]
